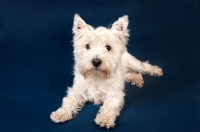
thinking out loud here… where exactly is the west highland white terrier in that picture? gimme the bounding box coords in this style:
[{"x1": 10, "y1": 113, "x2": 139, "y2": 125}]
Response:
[{"x1": 50, "y1": 14, "x2": 163, "y2": 129}]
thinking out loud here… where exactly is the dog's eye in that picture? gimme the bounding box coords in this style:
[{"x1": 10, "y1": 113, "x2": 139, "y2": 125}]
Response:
[
  {"x1": 106, "y1": 45, "x2": 111, "y2": 51},
  {"x1": 86, "y1": 44, "x2": 90, "y2": 49}
]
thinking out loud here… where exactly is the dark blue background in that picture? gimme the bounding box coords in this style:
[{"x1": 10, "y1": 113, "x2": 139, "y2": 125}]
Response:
[{"x1": 0, "y1": 0, "x2": 200, "y2": 132}]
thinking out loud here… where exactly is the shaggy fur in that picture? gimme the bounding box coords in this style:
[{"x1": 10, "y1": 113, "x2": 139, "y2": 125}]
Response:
[{"x1": 50, "y1": 14, "x2": 163, "y2": 129}]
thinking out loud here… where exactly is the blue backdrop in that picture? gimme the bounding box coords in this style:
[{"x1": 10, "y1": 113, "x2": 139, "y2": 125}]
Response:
[{"x1": 0, "y1": 0, "x2": 200, "y2": 132}]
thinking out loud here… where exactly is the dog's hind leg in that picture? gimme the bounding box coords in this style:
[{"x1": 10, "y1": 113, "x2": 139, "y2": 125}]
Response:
[
  {"x1": 125, "y1": 72, "x2": 144, "y2": 87},
  {"x1": 123, "y1": 52, "x2": 163, "y2": 77}
]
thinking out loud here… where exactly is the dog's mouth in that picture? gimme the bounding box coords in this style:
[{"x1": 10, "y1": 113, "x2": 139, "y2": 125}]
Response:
[
  {"x1": 82, "y1": 67, "x2": 111, "y2": 79},
  {"x1": 94, "y1": 67, "x2": 101, "y2": 71}
]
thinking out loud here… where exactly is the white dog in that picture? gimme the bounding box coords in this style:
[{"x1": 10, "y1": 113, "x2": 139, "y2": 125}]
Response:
[{"x1": 50, "y1": 14, "x2": 163, "y2": 129}]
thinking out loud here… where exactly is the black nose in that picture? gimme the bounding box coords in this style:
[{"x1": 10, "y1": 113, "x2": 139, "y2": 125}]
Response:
[{"x1": 92, "y1": 58, "x2": 102, "y2": 67}]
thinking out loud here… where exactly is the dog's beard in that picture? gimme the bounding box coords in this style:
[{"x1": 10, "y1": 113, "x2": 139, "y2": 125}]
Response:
[
  {"x1": 78, "y1": 58, "x2": 116, "y2": 79},
  {"x1": 80, "y1": 67, "x2": 111, "y2": 79}
]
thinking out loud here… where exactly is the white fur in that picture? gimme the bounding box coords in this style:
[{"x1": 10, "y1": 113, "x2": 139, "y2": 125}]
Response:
[{"x1": 50, "y1": 14, "x2": 163, "y2": 129}]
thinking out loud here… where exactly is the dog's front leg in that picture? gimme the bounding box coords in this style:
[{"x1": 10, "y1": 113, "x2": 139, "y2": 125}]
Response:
[
  {"x1": 50, "y1": 88, "x2": 85, "y2": 123},
  {"x1": 95, "y1": 95, "x2": 124, "y2": 129}
]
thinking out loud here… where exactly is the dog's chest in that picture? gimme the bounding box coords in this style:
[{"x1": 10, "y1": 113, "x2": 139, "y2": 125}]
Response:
[{"x1": 85, "y1": 81, "x2": 107, "y2": 104}]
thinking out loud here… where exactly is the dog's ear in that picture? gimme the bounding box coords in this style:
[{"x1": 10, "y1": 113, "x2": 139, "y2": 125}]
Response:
[
  {"x1": 111, "y1": 15, "x2": 129, "y2": 45},
  {"x1": 73, "y1": 14, "x2": 92, "y2": 35}
]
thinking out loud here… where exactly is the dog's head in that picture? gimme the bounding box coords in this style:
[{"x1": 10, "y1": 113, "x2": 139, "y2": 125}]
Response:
[{"x1": 72, "y1": 14, "x2": 129, "y2": 79}]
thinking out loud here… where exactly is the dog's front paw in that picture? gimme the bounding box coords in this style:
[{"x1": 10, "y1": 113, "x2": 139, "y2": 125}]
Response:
[
  {"x1": 95, "y1": 113, "x2": 115, "y2": 129},
  {"x1": 152, "y1": 66, "x2": 163, "y2": 77},
  {"x1": 50, "y1": 108, "x2": 72, "y2": 123}
]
